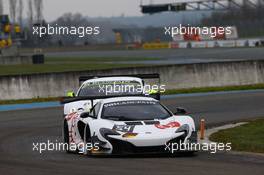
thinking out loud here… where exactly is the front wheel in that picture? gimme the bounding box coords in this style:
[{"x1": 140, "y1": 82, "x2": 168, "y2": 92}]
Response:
[
  {"x1": 63, "y1": 120, "x2": 72, "y2": 153},
  {"x1": 83, "y1": 124, "x2": 91, "y2": 155}
]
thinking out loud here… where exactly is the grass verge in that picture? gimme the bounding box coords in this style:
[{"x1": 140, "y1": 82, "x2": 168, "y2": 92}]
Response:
[
  {"x1": 0, "y1": 56, "x2": 161, "y2": 76},
  {"x1": 0, "y1": 64, "x2": 145, "y2": 76},
  {"x1": 210, "y1": 119, "x2": 264, "y2": 153}
]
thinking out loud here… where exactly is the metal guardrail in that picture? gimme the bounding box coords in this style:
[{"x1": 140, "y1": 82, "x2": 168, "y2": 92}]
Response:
[{"x1": 141, "y1": 0, "x2": 263, "y2": 14}]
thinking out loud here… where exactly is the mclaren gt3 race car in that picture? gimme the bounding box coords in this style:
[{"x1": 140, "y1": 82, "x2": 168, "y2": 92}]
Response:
[
  {"x1": 63, "y1": 96, "x2": 197, "y2": 155},
  {"x1": 64, "y1": 74, "x2": 160, "y2": 116}
]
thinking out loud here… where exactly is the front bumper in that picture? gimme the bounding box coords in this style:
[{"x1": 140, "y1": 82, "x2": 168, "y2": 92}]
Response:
[{"x1": 94, "y1": 131, "x2": 198, "y2": 155}]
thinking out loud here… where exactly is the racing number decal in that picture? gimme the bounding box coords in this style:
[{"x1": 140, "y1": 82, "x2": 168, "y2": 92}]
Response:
[
  {"x1": 154, "y1": 122, "x2": 181, "y2": 129},
  {"x1": 113, "y1": 125, "x2": 135, "y2": 133}
]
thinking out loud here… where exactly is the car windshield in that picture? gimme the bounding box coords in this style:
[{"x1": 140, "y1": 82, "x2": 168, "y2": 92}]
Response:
[
  {"x1": 101, "y1": 100, "x2": 172, "y2": 121},
  {"x1": 78, "y1": 80, "x2": 142, "y2": 97},
  {"x1": 78, "y1": 81, "x2": 142, "y2": 97}
]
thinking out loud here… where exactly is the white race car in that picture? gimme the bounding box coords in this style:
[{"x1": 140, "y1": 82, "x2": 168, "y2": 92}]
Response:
[
  {"x1": 62, "y1": 96, "x2": 197, "y2": 155},
  {"x1": 63, "y1": 74, "x2": 160, "y2": 116}
]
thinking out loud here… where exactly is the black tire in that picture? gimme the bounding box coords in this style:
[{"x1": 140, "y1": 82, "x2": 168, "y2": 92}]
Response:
[
  {"x1": 85, "y1": 125, "x2": 91, "y2": 141},
  {"x1": 84, "y1": 125, "x2": 92, "y2": 155},
  {"x1": 63, "y1": 120, "x2": 71, "y2": 153}
]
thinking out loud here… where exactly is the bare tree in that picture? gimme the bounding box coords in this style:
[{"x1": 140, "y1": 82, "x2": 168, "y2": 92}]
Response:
[
  {"x1": 18, "y1": 0, "x2": 23, "y2": 26},
  {"x1": 28, "y1": 0, "x2": 33, "y2": 27},
  {"x1": 34, "y1": 0, "x2": 43, "y2": 23},
  {"x1": 9, "y1": 0, "x2": 18, "y2": 23},
  {"x1": 0, "y1": 0, "x2": 3, "y2": 15}
]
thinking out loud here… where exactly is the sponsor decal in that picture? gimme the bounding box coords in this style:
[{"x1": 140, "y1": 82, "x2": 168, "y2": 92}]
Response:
[
  {"x1": 113, "y1": 125, "x2": 135, "y2": 133},
  {"x1": 104, "y1": 100, "x2": 157, "y2": 108},
  {"x1": 155, "y1": 121, "x2": 181, "y2": 129},
  {"x1": 122, "y1": 133, "x2": 138, "y2": 138}
]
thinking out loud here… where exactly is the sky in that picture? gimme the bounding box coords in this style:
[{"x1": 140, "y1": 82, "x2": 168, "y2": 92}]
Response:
[{"x1": 3, "y1": 0, "x2": 177, "y2": 21}]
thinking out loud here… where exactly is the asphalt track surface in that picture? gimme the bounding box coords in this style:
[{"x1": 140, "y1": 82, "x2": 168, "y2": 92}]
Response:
[
  {"x1": 46, "y1": 47, "x2": 264, "y2": 64},
  {"x1": 0, "y1": 90, "x2": 264, "y2": 175}
]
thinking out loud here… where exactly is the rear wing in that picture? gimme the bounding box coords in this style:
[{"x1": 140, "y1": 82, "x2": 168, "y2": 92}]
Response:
[{"x1": 79, "y1": 73, "x2": 160, "y2": 84}]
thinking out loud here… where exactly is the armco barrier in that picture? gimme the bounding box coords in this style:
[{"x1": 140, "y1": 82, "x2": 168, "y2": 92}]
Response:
[
  {"x1": 191, "y1": 41, "x2": 207, "y2": 48},
  {"x1": 170, "y1": 42, "x2": 179, "y2": 49},
  {"x1": 0, "y1": 60, "x2": 264, "y2": 100},
  {"x1": 170, "y1": 38, "x2": 262, "y2": 49},
  {"x1": 205, "y1": 41, "x2": 215, "y2": 48},
  {"x1": 235, "y1": 40, "x2": 247, "y2": 47},
  {"x1": 248, "y1": 39, "x2": 260, "y2": 47},
  {"x1": 178, "y1": 42, "x2": 189, "y2": 48},
  {"x1": 215, "y1": 40, "x2": 236, "y2": 47}
]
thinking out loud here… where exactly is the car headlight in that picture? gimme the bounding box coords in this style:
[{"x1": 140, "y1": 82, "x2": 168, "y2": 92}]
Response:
[
  {"x1": 175, "y1": 124, "x2": 189, "y2": 134},
  {"x1": 100, "y1": 128, "x2": 120, "y2": 139}
]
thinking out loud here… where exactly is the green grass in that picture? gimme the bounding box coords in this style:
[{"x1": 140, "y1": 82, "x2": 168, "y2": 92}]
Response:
[
  {"x1": 0, "y1": 63, "x2": 146, "y2": 76},
  {"x1": 164, "y1": 84, "x2": 264, "y2": 95},
  {"x1": 0, "y1": 56, "x2": 161, "y2": 76},
  {"x1": 210, "y1": 119, "x2": 264, "y2": 153}
]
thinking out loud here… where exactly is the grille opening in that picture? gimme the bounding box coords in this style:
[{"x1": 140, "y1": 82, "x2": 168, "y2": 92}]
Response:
[
  {"x1": 144, "y1": 121, "x2": 160, "y2": 125},
  {"x1": 125, "y1": 122, "x2": 143, "y2": 125}
]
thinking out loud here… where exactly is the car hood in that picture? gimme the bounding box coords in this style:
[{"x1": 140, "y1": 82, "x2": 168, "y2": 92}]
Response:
[
  {"x1": 100, "y1": 117, "x2": 185, "y2": 146},
  {"x1": 112, "y1": 118, "x2": 180, "y2": 133}
]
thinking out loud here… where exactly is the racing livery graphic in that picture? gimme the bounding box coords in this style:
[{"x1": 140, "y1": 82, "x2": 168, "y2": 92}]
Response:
[{"x1": 62, "y1": 95, "x2": 197, "y2": 155}]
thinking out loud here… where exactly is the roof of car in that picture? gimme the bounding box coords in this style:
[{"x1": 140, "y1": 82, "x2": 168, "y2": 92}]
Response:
[
  {"x1": 101, "y1": 96, "x2": 157, "y2": 104},
  {"x1": 82, "y1": 77, "x2": 143, "y2": 85}
]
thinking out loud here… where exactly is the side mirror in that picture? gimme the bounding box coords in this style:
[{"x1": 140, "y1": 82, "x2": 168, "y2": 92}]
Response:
[
  {"x1": 174, "y1": 107, "x2": 188, "y2": 115},
  {"x1": 80, "y1": 112, "x2": 96, "y2": 119},
  {"x1": 145, "y1": 89, "x2": 160, "y2": 100},
  {"x1": 148, "y1": 94, "x2": 160, "y2": 101},
  {"x1": 66, "y1": 91, "x2": 75, "y2": 97}
]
